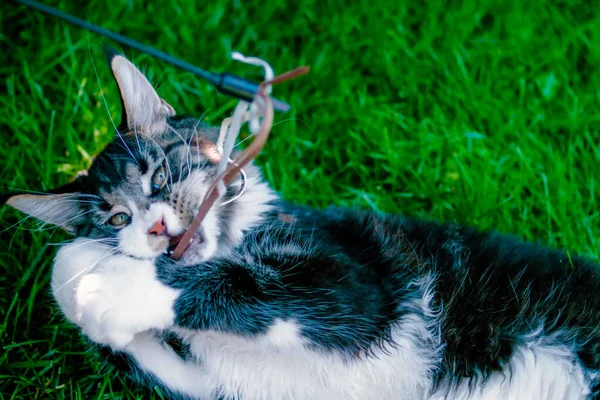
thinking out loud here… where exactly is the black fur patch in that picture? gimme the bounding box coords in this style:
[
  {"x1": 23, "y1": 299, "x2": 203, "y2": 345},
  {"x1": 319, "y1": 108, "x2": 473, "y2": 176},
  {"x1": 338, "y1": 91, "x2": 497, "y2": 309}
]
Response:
[{"x1": 155, "y1": 201, "x2": 600, "y2": 387}]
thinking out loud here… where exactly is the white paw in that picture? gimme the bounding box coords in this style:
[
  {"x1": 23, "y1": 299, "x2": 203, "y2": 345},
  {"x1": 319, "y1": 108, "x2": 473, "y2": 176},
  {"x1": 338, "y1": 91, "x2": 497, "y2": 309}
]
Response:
[
  {"x1": 55, "y1": 246, "x2": 180, "y2": 349},
  {"x1": 75, "y1": 273, "x2": 135, "y2": 348},
  {"x1": 52, "y1": 238, "x2": 117, "y2": 323}
]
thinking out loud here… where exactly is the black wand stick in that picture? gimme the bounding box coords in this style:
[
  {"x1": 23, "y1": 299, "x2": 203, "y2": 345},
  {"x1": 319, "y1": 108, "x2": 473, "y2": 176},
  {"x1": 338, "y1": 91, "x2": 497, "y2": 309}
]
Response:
[{"x1": 13, "y1": 0, "x2": 291, "y2": 112}]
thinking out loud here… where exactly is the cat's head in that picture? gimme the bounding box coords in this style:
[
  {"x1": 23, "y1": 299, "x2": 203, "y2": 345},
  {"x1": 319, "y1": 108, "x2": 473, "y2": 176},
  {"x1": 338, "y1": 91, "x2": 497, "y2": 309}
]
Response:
[{"x1": 4, "y1": 55, "x2": 277, "y2": 265}]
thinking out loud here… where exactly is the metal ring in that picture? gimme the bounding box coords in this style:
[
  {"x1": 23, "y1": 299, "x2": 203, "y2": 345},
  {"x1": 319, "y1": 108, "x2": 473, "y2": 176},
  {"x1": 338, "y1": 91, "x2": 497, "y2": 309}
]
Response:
[{"x1": 220, "y1": 165, "x2": 247, "y2": 206}]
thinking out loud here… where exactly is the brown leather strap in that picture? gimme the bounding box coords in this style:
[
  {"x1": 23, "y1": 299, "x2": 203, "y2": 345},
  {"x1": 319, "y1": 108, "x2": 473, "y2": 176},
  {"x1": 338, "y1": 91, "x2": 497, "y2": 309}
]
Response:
[
  {"x1": 170, "y1": 91, "x2": 274, "y2": 260},
  {"x1": 261, "y1": 66, "x2": 310, "y2": 87}
]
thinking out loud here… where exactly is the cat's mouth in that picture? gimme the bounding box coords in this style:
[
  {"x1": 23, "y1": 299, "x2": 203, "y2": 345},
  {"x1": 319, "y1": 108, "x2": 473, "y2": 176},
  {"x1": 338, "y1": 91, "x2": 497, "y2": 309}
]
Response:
[{"x1": 165, "y1": 231, "x2": 205, "y2": 258}]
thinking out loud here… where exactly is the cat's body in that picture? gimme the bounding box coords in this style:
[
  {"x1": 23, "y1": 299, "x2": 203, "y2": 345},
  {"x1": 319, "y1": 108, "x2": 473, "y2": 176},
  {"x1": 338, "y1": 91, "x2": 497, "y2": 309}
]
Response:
[
  {"x1": 52, "y1": 203, "x2": 600, "y2": 400},
  {"x1": 6, "y1": 54, "x2": 600, "y2": 399}
]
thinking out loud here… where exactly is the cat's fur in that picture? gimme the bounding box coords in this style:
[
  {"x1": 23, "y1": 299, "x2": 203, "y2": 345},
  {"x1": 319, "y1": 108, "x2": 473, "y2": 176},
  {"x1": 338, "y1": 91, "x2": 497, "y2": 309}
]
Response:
[{"x1": 5, "y1": 54, "x2": 600, "y2": 399}]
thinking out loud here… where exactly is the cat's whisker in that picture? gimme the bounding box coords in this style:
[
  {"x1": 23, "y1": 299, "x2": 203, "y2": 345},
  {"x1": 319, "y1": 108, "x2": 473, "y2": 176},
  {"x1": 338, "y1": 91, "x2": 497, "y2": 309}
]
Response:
[
  {"x1": 175, "y1": 154, "x2": 189, "y2": 196},
  {"x1": 37, "y1": 199, "x2": 100, "y2": 206},
  {"x1": 4, "y1": 217, "x2": 44, "y2": 252},
  {"x1": 88, "y1": 38, "x2": 139, "y2": 168},
  {"x1": 47, "y1": 237, "x2": 119, "y2": 247},
  {"x1": 4, "y1": 214, "x2": 65, "y2": 238},
  {"x1": 142, "y1": 126, "x2": 152, "y2": 165},
  {"x1": 133, "y1": 125, "x2": 144, "y2": 160},
  {"x1": 167, "y1": 125, "x2": 193, "y2": 178},
  {"x1": 233, "y1": 135, "x2": 254, "y2": 149},
  {"x1": 170, "y1": 125, "x2": 194, "y2": 168},
  {"x1": 144, "y1": 135, "x2": 174, "y2": 191},
  {"x1": 72, "y1": 194, "x2": 103, "y2": 199},
  {"x1": 23, "y1": 210, "x2": 98, "y2": 233},
  {"x1": 5, "y1": 192, "x2": 102, "y2": 207},
  {"x1": 53, "y1": 237, "x2": 119, "y2": 266},
  {"x1": 192, "y1": 129, "x2": 201, "y2": 170},
  {"x1": 153, "y1": 71, "x2": 166, "y2": 92},
  {"x1": 271, "y1": 117, "x2": 310, "y2": 129},
  {"x1": 1, "y1": 188, "x2": 101, "y2": 199},
  {"x1": 4, "y1": 206, "x2": 97, "y2": 236},
  {"x1": 190, "y1": 116, "x2": 207, "y2": 172},
  {"x1": 165, "y1": 138, "x2": 189, "y2": 196},
  {"x1": 111, "y1": 156, "x2": 145, "y2": 162},
  {"x1": 1, "y1": 214, "x2": 37, "y2": 234},
  {"x1": 52, "y1": 247, "x2": 121, "y2": 295}
]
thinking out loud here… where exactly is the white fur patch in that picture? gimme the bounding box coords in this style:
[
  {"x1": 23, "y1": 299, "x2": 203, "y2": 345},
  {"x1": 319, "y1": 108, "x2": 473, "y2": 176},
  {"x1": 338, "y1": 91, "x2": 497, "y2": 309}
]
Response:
[
  {"x1": 221, "y1": 176, "x2": 278, "y2": 246},
  {"x1": 52, "y1": 239, "x2": 117, "y2": 322},
  {"x1": 266, "y1": 319, "x2": 304, "y2": 349},
  {"x1": 157, "y1": 202, "x2": 185, "y2": 236},
  {"x1": 141, "y1": 176, "x2": 152, "y2": 196},
  {"x1": 52, "y1": 238, "x2": 179, "y2": 349},
  {"x1": 430, "y1": 330, "x2": 596, "y2": 400},
  {"x1": 125, "y1": 332, "x2": 217, "y2": 397}
]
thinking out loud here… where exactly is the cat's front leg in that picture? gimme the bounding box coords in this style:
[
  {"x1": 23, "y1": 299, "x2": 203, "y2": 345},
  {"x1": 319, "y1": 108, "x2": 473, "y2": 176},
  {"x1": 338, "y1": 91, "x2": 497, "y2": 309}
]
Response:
[
  {"x1": 52, "y1": 238, "x2": 180, "y2": 348},
  {"x1": 75, "y1": 256, "x2": 179, "y2": 348}
]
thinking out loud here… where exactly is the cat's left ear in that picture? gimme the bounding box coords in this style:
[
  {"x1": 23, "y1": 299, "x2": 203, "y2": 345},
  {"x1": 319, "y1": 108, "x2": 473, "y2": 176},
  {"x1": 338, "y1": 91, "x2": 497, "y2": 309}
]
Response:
[
  {"x1": 2, "y1": 179, "x2": 89, "y2": 234},
  {"x1": 110, "y1": 54, "x2": 176, "y2": 135}
]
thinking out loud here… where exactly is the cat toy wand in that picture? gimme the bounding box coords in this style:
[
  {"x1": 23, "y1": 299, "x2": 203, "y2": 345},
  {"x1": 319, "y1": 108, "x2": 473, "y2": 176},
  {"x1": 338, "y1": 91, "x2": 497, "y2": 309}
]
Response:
[{"x1": 13, "y1": 0, "x2": 293, "y2": 112}]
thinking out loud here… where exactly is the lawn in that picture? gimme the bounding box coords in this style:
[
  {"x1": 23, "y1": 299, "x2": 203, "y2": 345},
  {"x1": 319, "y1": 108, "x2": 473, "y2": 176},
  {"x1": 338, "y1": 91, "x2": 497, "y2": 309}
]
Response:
[{"x1": 1, "y1": 0, "x2": 599, "y2": 398}]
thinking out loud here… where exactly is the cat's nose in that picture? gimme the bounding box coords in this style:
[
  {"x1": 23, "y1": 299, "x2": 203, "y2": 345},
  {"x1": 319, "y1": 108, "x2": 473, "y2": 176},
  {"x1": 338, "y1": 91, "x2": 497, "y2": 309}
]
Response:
[{"x1": 148, "y1": 217, "x2": 166, "y2": 235}]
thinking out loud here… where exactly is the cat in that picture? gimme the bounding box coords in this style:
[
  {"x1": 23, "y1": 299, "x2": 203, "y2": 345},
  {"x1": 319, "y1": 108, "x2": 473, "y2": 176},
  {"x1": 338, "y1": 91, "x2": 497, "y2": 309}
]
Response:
[{"x1": 4, "y1": 53, "x2": 600, "y2": 400}]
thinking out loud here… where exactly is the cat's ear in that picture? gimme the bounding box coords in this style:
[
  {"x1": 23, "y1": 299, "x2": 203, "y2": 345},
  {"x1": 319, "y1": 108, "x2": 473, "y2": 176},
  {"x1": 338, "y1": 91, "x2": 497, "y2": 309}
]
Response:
[
  {"x1": 3, "y1": 179, "x2": 89, "y2": 234},
  {"x1": 110, "y1": 54, "x2": 176, "y2": 135},
  {"x1": 5, "y1": 193, "x2": 85, "y2": 234}
]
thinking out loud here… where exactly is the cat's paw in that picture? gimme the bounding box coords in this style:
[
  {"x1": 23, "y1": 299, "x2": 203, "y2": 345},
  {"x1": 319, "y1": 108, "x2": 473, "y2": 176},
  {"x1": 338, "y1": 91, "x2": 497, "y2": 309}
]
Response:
[
  {"x1": 75, "y1": 273, "x2": 135, "y2": 347},
  {"x1": 73, "y1": 255, "x2": 179, "y2": 349},
  {"x1": 52, "y1": 238, "x2": 117, "y2": 323}
]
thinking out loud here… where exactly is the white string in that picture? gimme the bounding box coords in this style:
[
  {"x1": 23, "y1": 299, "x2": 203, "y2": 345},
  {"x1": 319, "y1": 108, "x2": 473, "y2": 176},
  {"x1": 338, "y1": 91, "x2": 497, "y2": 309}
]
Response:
[
  {"x1": 232, "y1": 51, "x2": 274, "y2": 135},
  {"x1": 231, "y1": 52, "x2": 274, "y2": 94},
  {"x1": 216, "y1": 117, "x2": 232, "y2": 155},
  {"x1": 217, "y1": 101, "x2": 248, "y2": 176},
  {"x1": 213, "y1": 52, "x2": 275, "y2": 202}
]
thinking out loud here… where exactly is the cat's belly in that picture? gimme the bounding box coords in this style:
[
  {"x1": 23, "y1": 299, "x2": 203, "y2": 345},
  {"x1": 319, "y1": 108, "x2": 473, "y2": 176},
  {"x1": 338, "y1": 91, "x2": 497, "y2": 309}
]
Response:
[
  {"x1": 168, "y1": 314, "x2": 443, "y2": 400},
  {"x1": 125, "y1": 325, "x2": 598, "y2": 400}
]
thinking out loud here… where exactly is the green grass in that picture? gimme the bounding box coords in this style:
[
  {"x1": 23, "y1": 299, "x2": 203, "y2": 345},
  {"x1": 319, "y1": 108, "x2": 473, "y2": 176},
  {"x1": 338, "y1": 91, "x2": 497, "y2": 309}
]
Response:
[{"x1": 1, "y1": 0, "x2": 600, "y2": 398}]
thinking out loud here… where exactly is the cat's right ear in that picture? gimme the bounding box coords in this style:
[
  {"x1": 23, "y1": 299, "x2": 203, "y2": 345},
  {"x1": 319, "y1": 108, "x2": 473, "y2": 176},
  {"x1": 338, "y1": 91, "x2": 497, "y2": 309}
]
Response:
[
  {"x1": 108, "y1": 52, "x2": 176, "y2": 136},
  {"x1": 2, "y1": 179, "x2": 89, "y2": 235}
]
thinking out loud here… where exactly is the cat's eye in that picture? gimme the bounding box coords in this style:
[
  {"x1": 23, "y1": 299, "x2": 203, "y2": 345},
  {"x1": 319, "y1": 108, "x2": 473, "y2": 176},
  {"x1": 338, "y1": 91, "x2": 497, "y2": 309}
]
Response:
[
  {"x1": 151, "y1": 166, "x2": 167, "y2": 193},
  {"x1": 109, "y1": 212, "x2": 130, "y2": 227}
]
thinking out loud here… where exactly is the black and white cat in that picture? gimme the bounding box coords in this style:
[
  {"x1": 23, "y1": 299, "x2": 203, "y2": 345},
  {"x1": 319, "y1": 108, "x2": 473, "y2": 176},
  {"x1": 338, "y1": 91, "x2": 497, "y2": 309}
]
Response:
[{"x1": 4, "y1": 55, "x2": 600, "y2": 399}]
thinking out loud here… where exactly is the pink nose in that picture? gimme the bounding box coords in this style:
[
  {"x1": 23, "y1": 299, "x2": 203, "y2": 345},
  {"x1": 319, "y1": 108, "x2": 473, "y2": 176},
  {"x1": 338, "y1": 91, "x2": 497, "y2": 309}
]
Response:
[{"x1": 148, "y1": 217, "x2": 166, "y2": 235}]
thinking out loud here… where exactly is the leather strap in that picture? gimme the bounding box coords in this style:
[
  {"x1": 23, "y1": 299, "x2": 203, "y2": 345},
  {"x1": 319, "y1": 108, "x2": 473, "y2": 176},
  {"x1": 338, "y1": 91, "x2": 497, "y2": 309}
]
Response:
[{"x1": 169, "y1": 66, "x2": 309, "y2": 260}]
